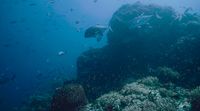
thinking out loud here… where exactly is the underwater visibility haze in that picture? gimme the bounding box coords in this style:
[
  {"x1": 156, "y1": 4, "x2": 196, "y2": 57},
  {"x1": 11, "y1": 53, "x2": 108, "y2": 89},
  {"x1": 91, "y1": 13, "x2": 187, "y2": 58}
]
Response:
[{"x1": 0, "y1": 0, "x2": 200, "y2": 111}]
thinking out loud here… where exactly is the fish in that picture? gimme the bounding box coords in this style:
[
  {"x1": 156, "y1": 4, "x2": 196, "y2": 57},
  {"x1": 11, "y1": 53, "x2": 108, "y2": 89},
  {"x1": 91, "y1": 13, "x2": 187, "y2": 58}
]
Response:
[
  {"x1": 93, "y1": 0, "x2": 98, "y2": 3},
  {"x1": 2, "y1": 43, "x2": 11, "y2": 48},
  {"x1": 84, "y1": 24, "x2": 108, "y2": 42},
  {"x1": 0, "y1": 97, "x2": 4, "y2": 105},
  {"x1": 9, "y1": 20, "x2": 17, "y2": 24},
  {"x1": 29, "y1": 3, "x2": 37, "y2": 6},
  {"x1": 75, "y1": 20, "x2": 80, "y2": 25},
  {"x1": 70, "y1": 8, "x2": 74, "y2": 12},
  {"x1": 0, "y1": 73, "x2": 16, "y2": 85},
  {"x1": 48, "y1": 0, "x2": 55, "y2": 4}
]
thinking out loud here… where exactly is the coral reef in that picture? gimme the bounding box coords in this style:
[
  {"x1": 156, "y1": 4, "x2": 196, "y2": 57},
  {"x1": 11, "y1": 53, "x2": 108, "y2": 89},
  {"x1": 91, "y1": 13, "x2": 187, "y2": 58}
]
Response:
[
  {"x1": 190, "y1": 86, "x2": 200, "y2": 111},
  {"x1": 77, "y1": 3, "x2": 200, "y2": 100},
  {"x1": 19, "y1": 94, "x2": 51, "y2": 111},
  {"x1": 154, "y1": 67, "x2": 180, "y2": 83},
  {"x1": 16, "y1": 2, "x2": 200, "y2": 111},
  {"x1": 81, "y1": 77, "x2": 191, "y2": 111},
  {"x1": 50, "y1": 83, "x2": 88, "y2": 111},
  {"x1": 137, "y1": 76, "x2": 160, "y2": 87}
]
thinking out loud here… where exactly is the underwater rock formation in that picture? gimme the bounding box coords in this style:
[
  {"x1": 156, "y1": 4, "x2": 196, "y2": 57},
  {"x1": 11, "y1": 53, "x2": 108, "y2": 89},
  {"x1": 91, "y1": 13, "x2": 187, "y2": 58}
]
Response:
[
  {"x1": 190, "y1": 86, "x2": 200, "y2": 111},
  {"x1": 153, "y1": 67, "x2": 180, "y2": 83},
  {"x1": 81, "y1": 77, "x2": 191, "y2": 111},
  {"x1": 77, "y1": 47, "x2": 133, "y2": 100},
  {"x1": 77, "y1": 2, "x2": 200, "y2": 100},
  {"x1": 19, "y1": 94, "x2": 51, "y2": 111},
  {"x1": 168, "y1": 35, "x2": 200, "y2": 87},
  {"x1": 50, "y1": 84, "x2": 88, "y2": 111}
]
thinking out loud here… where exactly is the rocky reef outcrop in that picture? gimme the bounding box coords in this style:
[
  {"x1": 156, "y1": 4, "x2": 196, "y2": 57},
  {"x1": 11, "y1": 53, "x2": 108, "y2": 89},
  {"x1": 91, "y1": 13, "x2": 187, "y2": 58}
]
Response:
[
  {"x1": 190, "y1": 86, "x2": 200, "y2": 111},
  {"x1": 50, "y1": 84, "x2": 88, "y2": 111},
  {"x1": 19, "y1": 94, "x2": 51, "y2": 111},
  {"x1": 77, "y1": 2, "x2": 200, "y2": 100}
]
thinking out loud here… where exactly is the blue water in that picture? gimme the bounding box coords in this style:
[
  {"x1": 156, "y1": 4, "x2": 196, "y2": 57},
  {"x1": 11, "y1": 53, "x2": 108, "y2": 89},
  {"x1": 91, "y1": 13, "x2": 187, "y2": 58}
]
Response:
[
  {"x1": 0, "y1": 0, "x2": 200, "y2": 111},
  {"x1": 0, "y1": 0, "x2": 116, "y2": 110}
]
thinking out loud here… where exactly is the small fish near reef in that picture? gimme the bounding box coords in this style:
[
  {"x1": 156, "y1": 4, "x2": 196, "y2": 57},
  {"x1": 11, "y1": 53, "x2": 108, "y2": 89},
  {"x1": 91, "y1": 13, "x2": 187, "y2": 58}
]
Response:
[{"x1": 84, "y1": 24, "x2": 109, "y2": 42}]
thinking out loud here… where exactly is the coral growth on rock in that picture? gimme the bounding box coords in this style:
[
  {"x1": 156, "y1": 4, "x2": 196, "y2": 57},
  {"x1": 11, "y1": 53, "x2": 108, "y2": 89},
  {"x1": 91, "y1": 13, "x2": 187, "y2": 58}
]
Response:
[
  {"x1": 18, "y1": 2, "x2": 200, "y2": 111},
  {"x1": 77, "y1": 2, "x2": 200, "y2": 100},
  {"x1": 153, "y1": 67, "x2": 180, "y2": 83},
  {"x1": 50, "y1": 84, "x2": 88, "y2": 111},
  {"x1": 81, "y1": 77, "x2": 191, "y2": 111},
  {"x1": 190, "y1": 86, "x2": 200, "y2": 111},
  {"x1": 19, "y1": 94, "x2": 51, "y2": 111}
]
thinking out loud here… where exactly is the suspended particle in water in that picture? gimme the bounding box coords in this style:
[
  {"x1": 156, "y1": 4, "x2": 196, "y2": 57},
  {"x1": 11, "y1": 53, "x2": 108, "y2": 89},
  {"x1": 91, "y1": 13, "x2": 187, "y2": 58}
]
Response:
[{"x1": 58, "y1": 51, "x2": 65, "y2": 56}]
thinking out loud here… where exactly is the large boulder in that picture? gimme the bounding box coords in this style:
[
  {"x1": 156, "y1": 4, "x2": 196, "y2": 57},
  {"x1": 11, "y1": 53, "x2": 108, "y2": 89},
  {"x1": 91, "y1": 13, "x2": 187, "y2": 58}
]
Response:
[{"x1": 50, "y1": 84, "x2": 88, "y2": 111}]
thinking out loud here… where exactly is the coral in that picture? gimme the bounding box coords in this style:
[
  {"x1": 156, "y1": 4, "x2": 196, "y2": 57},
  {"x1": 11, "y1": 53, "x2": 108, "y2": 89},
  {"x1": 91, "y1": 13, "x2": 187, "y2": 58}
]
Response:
[
  {"x1": 168, "y1": 35, "x2": 200, "y2": 87},
  {"x1": 141, "y1": 100, "x2": 157, "y2": 111},
  {"x1": 159, "y1": 88, "x2": 178, "y2": 98},
  {"x1": 120, "y1": 83, "x2": 150, "y2": 96},
  {"x1": 81, "y1": 92, "x2": 124, "y2": 111},
  {"x1": 154, "y1": 98, "x2": 177, "y2": 111},
  {"x1": 96, "y1": 92, "x2": 124, "y2": 111},
  {"x1": 190, "y1": 86, "x2": 200, "y2": 111},
  {"x1": 19, "y1": 94, "x2": 51, "y2": 111},
  {"x1": 122, "y1": 105, "x2": 142, "y2": 111},
  {"x1": 154, "y1": 67, "x2": 180, "y2": 83},
  {"x1": 50, "y1": 84, "x2": 88, "y2": 111},
  {"x1": 81, "y1": 77, "x2": 191, "y2": 111},
  {"x1": 137, "y1": 76, "x2": 160, "y2": 87},
  {"x1": 177, "y1": 99, "x2": 191, "y2": 111}
]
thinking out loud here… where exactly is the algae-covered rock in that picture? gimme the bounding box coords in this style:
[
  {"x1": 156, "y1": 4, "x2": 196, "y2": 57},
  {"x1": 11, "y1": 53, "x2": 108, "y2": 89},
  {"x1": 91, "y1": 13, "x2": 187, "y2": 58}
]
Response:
[
  {"x1": 108, "y1": 2, "x2": 178, "y2": 46},
  {"x1": 154, "y1": 67, "x2": 180, "y2": 83},
  {"x1": 50, "y1": 84, "x2": 88, "y2": 111},
  {"x1": 190, "y1": 86, "x2": 200, "y2": 111},
  {"x1": 19, "y1": 94, "x2": 51, "y2": 111}
]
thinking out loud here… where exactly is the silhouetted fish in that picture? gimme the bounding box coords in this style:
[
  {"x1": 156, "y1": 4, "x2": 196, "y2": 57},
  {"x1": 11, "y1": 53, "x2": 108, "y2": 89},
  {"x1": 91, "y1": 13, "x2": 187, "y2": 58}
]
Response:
[
  {"x1": 0, "y1": 97, "x2": 4, "y2": 105},
  {"x1": 93, "y1": 0, "x2": 98, "y2": 3},
  {"x1": 70, "y1": 8, "x2": 74, "y2": 12},
  {"x1": 75, "y1": 20, "x2": 80, "y2": 25},
  {"x1": 2, "y1": 43, "x2": 11, "y2": 48},
  {"x1": 9, "y1": 21, "x2": 17, "y2": 24},
  {"x1": 0, "y1": 74, "x2": 16, "y2": 85},
  {"x1": 84, "y1": 25, "x2": 108, "y2": 42},
  {"x1": 29, "y1": 3, "x2": 37, "y2": 6}
]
